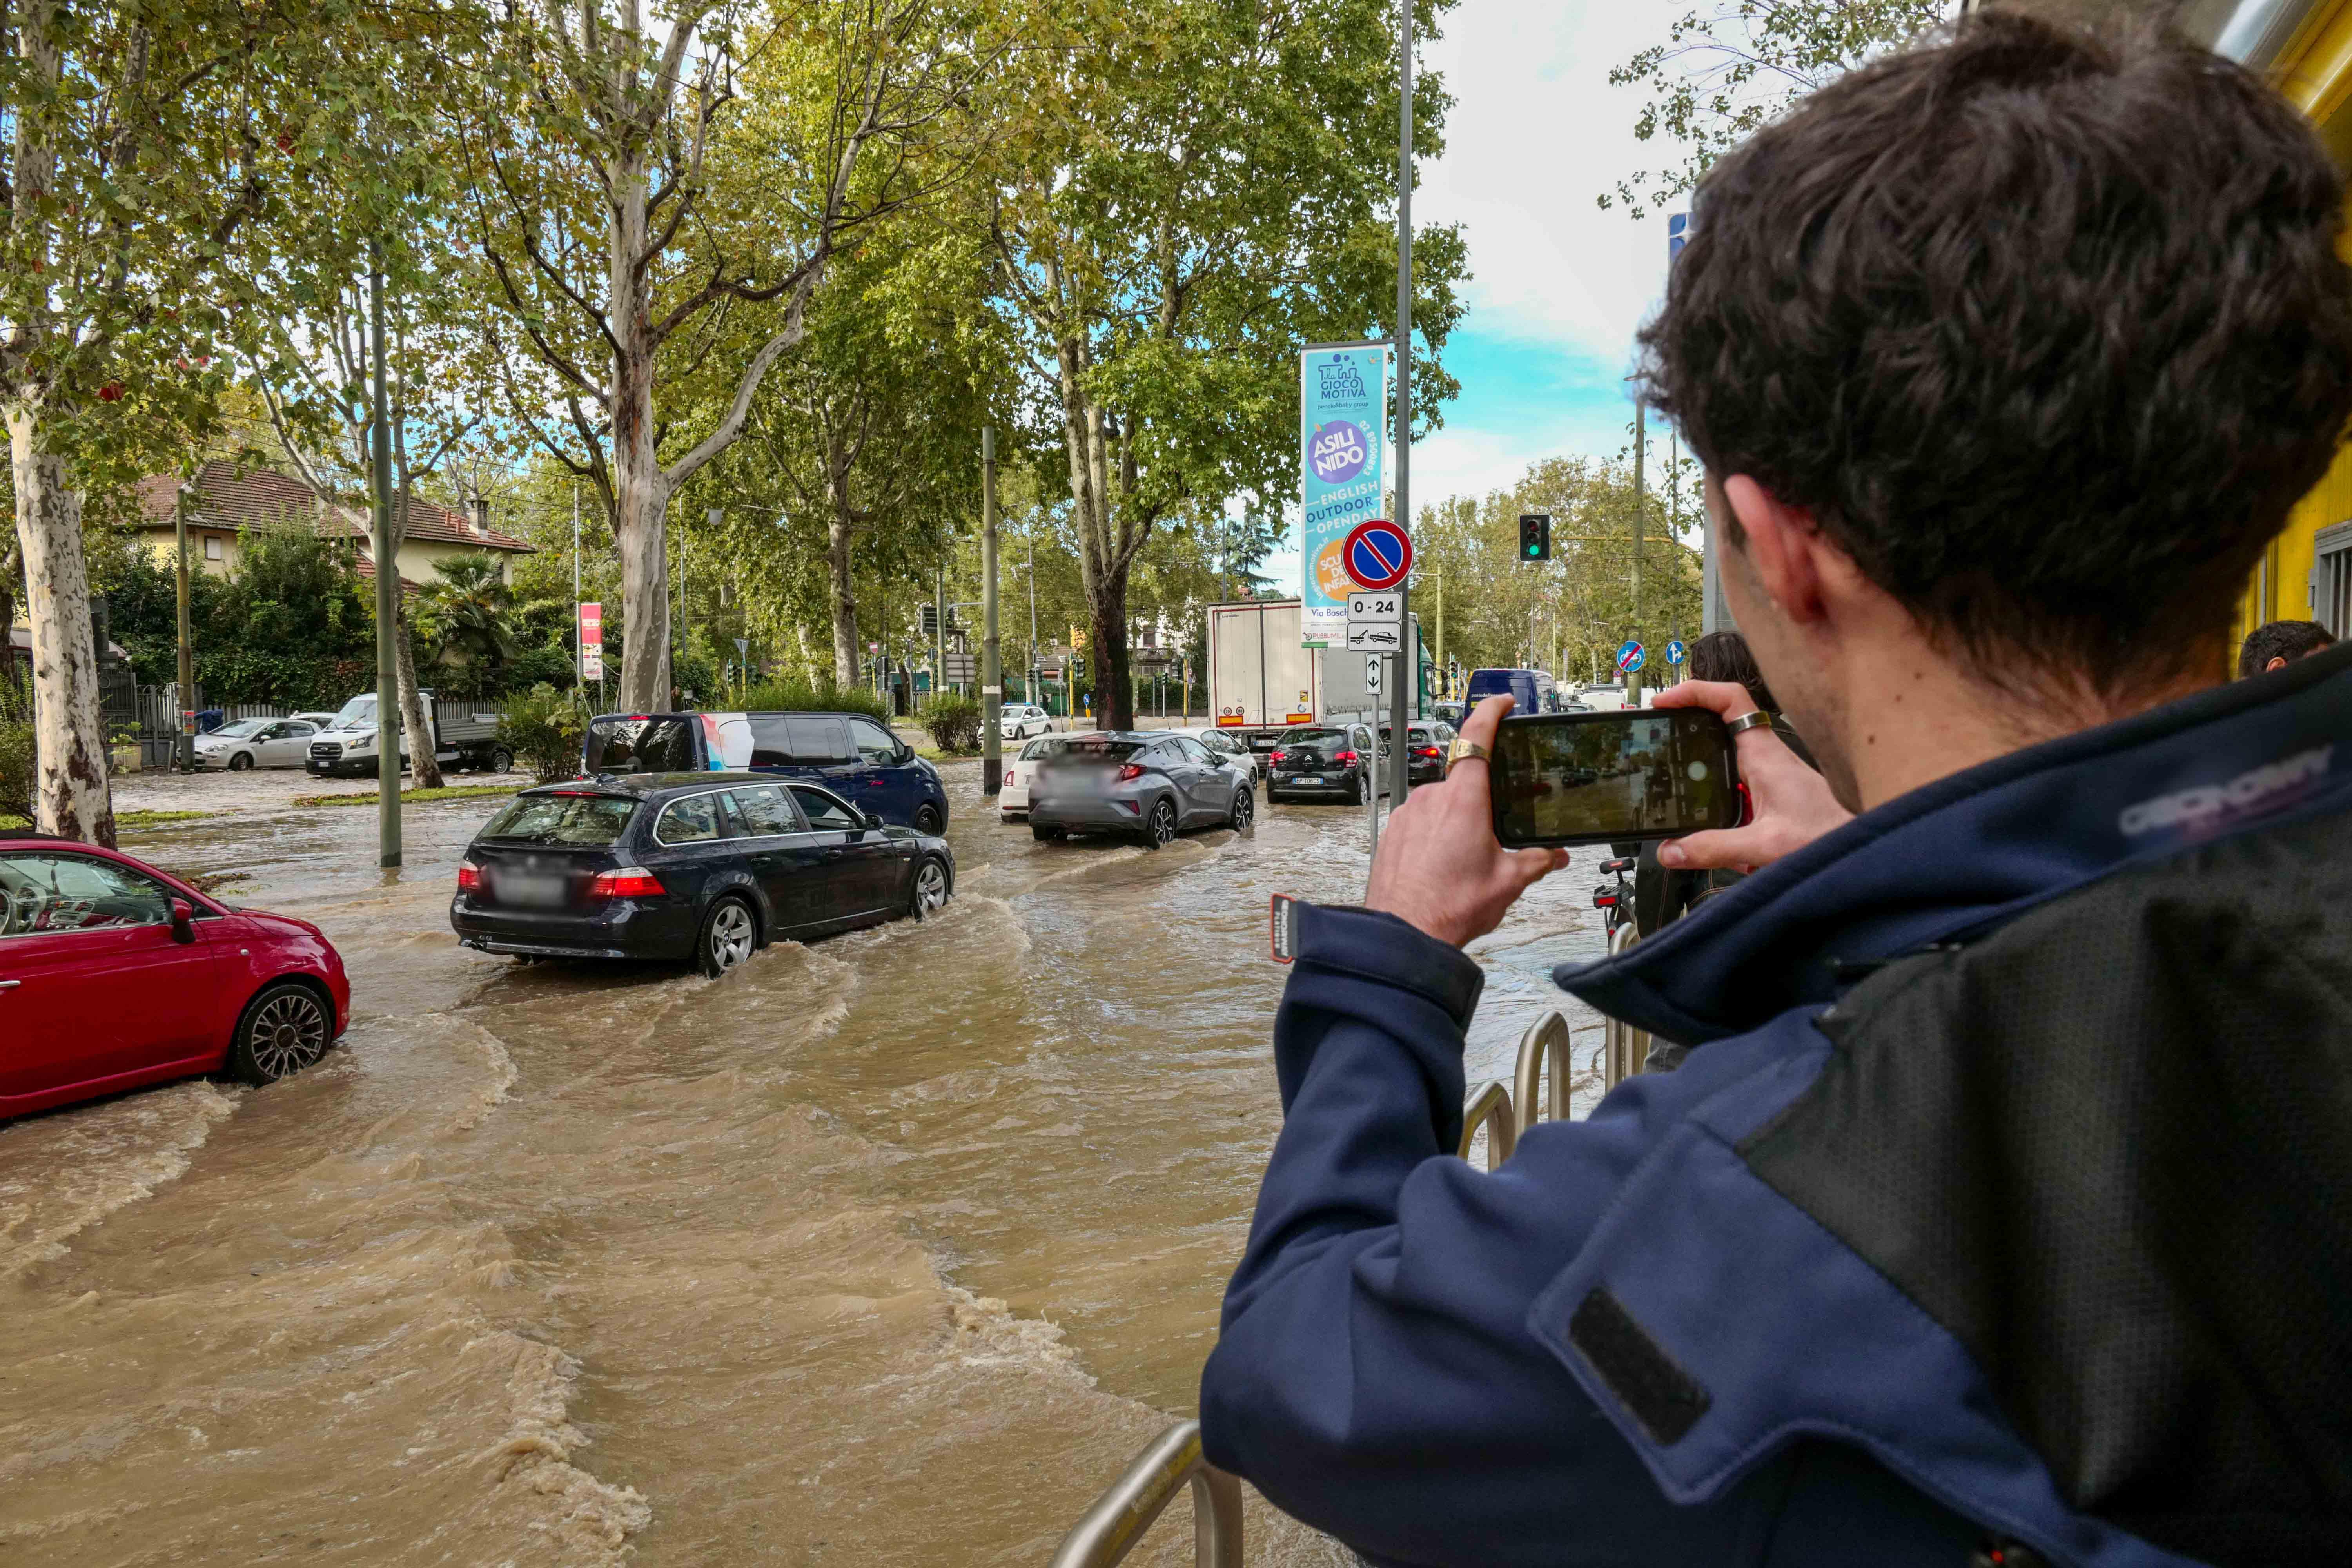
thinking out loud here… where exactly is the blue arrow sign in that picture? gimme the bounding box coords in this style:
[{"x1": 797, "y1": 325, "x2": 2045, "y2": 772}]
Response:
[
  {"x1": 1617, "y1": 639, "x2": 1646, "y2": 675},
  {"x1": 1665, "y1": 639, "x2": 1686, "y2": 666}
]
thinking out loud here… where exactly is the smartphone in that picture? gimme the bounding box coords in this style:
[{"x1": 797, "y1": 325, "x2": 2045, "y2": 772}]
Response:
[{"x1": 1488, "y1": 709, "x2": 1741, "y2": 848}]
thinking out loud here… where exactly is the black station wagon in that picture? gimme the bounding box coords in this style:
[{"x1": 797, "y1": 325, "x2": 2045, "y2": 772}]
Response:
[{"x1": 451, "y1": 772, "x2": 953, "y2": 976}]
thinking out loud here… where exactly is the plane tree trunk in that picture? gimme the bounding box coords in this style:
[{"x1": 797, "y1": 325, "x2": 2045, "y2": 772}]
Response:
[{"x1": 6, "y1": 426, "x2": 114, "y2": 845}]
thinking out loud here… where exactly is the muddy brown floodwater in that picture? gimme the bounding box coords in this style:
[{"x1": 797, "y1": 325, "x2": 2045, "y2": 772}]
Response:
[{"x1": 1, "y1": 763, "x2": 1616, "y2": 1565}]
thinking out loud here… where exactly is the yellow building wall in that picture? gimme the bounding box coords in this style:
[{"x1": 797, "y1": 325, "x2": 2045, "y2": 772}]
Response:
[
  {"x1": 2239, "y1": 1, "x2": 2352, "y2": 648},
  {"x1": 137, "y1": 529, "x2": 512, "y2": 587}
]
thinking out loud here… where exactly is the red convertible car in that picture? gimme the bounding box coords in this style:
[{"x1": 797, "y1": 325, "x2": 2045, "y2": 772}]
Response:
[{"x1": 0, "y1": 832, "x2": 350, "y2": 1120}]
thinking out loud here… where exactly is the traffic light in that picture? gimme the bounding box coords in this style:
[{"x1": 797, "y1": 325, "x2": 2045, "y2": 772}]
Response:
[
  {"x1": 1519, "y1": 512, "x2": 1552, "y2": 561},
  {"x1": 920, "y1": 604, "x2": 939, "y2": 637}
]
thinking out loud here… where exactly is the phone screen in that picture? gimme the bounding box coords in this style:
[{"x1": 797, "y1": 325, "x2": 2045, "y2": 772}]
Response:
[{"x1": 1488, "y1": 710, "x2": 1740, "y2": 847}]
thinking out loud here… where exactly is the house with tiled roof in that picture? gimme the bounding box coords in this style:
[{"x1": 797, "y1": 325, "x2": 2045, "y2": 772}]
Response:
[{"x1": 130, "y1": 460, "x2": 534, "y2": 590}]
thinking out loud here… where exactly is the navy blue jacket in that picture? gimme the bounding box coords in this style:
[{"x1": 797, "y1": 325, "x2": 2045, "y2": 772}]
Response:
[{"x1": 1201, "y1": 648, "x2": 2352, "y2": 1567}]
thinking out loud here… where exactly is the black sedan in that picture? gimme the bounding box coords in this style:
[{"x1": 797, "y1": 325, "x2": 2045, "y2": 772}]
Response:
[
  {"x1": 1265, "y1": 724, "x2": 1377, "y2": 804},
  {"x1": 1379, "y1": 720, "x2": 1460, "y2": 787},
  {"x1": 451, "y1": 772, "x2": 953, "y2": 977}
]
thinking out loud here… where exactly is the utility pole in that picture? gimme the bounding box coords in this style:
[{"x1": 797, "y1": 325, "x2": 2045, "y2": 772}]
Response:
[
  {"x1": 1389, "y1": 0, "x2": 1415, "y2": 813},
  {"x1": 982, "y1": 427, "x2": 1002, "y2": 794},
  {"x1": 572, "y1": 484, "x2": 583, "y2": 686},
  {"x1": 173, "y1": 482, "x2": 196, "y2": 771},
  {"x1": 1026, "y1": 523, "x2": 1040, "y2": 708},
  {"x1": 1629, "y1": 399, "x2": 1646, "y2": 706},
  {"x1": 368, "y1": 243, "x2": 402, "y2": 869}
]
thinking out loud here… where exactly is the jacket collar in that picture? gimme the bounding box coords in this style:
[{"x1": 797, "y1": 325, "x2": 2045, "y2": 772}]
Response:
[{"x1": 1555, "y1": 642, "x2": 2352, "y2": 1043}]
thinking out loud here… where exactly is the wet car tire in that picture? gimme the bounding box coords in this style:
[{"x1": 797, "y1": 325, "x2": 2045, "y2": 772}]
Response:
[
  {"x1": 488, "y1": 746, "x2": 514, "y2": 774},
  {"x1": 915, "y1": 804, "x2": 944, "y2": 835},
  {"x1": 228, "y1": 752, "x2": 254, "y2": 771},
  {"x1": 1141, "y1": 799, "x2": 1176, "y2": 851},
  {"x1": 1230, "y1": 789, "x2": 1252, "y2": 829},
  {"x1": 1032, "y1": 823, "x2": 1064, "y2": 842},
  {"x1": 909, "y1": 857, "x2": 951, "y2": 918},
  {"x1": 697, "y1": 896, "x2": 758, "y2": 978},
  {"x1": 1346, "y1": 773, "x2": 1364, "y2": 806},
  {"x1": 227, "y1": 980, "x2": 334, "y2": 1085}
]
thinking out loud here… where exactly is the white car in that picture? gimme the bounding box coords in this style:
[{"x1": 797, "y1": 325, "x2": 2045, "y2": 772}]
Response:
[
  {"x1": 194, "y1": 717, "x2": 320, "y2": 771},
  {"x1": 1000, "y1": 731, "x2": 1098, "y2": 819},
  {"x1": 1000, "y1": 702, "x2": 1054, "y2": 740},
  {"x1": 1167, "y1": 725, "x2": 1264, "y2": 785}
]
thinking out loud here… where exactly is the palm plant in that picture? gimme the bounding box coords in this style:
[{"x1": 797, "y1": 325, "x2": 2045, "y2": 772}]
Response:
[{"x1": 417, "y1": 554, "x2": 519, "y2": 697}]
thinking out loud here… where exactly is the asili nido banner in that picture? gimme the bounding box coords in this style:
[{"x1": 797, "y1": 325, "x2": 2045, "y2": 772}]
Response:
[{"x1": 1299, "y1": 346, "x2": 1390, "y2": 646}]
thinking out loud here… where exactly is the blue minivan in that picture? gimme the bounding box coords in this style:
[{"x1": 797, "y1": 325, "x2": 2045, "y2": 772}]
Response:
[
  {"x1": 1463, "y1": 668, "x2": 1560, "y2": 715},
  {"x1": 579, "y1": 711, "x2": 950, "y2": 834}
]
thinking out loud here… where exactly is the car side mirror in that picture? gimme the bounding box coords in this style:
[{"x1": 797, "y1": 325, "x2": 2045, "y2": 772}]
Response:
[
  {"x1": 169, "y1": 897, "x2": 196, "y2": 944},
  {"x1": 862, "y1": 809, "x2": 885, "y2": 830}
]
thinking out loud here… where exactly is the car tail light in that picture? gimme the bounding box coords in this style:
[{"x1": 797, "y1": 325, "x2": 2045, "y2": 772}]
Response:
[
  {"x1": 457, "y1": 860, "x2": 482, "y2": 894},
  {"x1": 1334, "y1": 749, "x2": 1359, "y2": 764},
  {"x1": 1415, "y1": 746, "x2": 1441, "y2": 759},
  {"x1": 1117, "y1": 763, "x2": 1144, "y2": 781},
  {"x1": 589, "y1": 867, "x2": 666, "y2": 900},
  {"x1": 1269, "y1": 750, "x2": 1287, "y2": 764}
]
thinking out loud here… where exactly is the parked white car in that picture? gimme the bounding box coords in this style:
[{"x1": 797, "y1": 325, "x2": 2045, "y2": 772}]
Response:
[
  {"x1": 1167, "y1": 725, "x2": 1264, "y2": 784},
  {"x1": 194, "y1": 717, "x2": 320, "y2": 771},
  {"x1": 1000, "y1": 731, "x2": 1097, "y2": 819},
  {"x1": 1000, "y1": 702, "x2": 1054, "y2": 740}
]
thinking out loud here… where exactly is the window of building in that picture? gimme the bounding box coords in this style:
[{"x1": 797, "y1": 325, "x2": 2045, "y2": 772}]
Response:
[
  {"x1": 203, "y1": 535, "x2": 223, "y2": 561},
  {"x1": 2315, "y1": 522, "x2": 2352, "y2": 640}
]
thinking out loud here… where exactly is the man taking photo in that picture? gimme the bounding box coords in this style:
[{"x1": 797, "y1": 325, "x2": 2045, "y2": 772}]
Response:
[{"x1": 1202, "y1": 12, "x2": 2352, "y2": 1566}]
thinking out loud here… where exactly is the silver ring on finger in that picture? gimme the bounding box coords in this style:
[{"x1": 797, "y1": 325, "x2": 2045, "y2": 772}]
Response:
[{"x1": 1724, "y1": 710, "x2": 1774, "y2": 737}]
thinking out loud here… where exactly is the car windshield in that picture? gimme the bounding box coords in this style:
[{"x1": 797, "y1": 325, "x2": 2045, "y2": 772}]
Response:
[
  {"x1": 329, "y1": 696, "x2": 376, "y2": 729},
  {"x1": 1285, "y1": 729, "x2": 1351, "y2": 747},
  {"x1": 1020, "y1": 736, "x2": 1063, "y2": 759},
  {"x1": 211, "y1": 718, "x2": 268, "y2": 738},
  {"x1": 1045, "y1": 737, "x2": 1143, "y2": 762},
  {"x1": 478, "y1": 793, "x2": 639, "y2": 846}
]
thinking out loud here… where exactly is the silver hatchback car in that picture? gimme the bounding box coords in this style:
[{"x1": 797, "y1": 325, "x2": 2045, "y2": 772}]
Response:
[{"x1": 1027, "y1": 731, "x2": 1254, "y2": 849}]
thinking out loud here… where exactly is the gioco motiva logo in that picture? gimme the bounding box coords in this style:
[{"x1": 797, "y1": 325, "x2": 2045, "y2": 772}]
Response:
[{"x1": 1310, "y1": 421, "x2": 1369, "y2": 484}]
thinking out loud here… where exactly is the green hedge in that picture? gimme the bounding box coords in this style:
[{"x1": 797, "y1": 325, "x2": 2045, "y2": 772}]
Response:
[
  {"x1": 738, "y1": 677, "x2": 893, "y2": 722},
  {"x1": 497, "y1": 684, "x2": 590, "y2": 783},
  {"x1": 917, "y1": 695, "x2": 982, "y2": 754}
]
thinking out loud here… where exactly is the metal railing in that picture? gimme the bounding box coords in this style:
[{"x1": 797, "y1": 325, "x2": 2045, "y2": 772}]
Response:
[
  {"x1": 1512, "y1": 1010, "x2": 1571, "y2": 1134},
  {"x1": 1601, "y1": 925, "x2": 1651, "y2": 1089},
  {"x1": 1458, "y1": 1079, "x2": 1518, "y2": 1170},
  {"x1": 1047, "y1": 1420, "x2": 1243, "y2": 1568}
]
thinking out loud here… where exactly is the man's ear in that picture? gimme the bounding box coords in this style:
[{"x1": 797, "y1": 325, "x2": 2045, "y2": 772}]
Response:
[
  {"x1": 2266, "y1": 655, "x2": 2290, "y2": 673},
  {"x1": 1722, "y1": 475, "x2": 1833, "y2": 627}
]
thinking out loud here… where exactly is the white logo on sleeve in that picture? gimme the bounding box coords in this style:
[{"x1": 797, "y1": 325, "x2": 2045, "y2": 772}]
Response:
[{"x1": 2118, "y1": 744, "x2": 2334, "y2": 837}]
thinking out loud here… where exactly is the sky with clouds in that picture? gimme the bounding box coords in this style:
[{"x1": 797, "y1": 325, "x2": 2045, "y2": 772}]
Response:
[{"x1": 1262, "y1": 0, "x2": 1686, "y2": 591}]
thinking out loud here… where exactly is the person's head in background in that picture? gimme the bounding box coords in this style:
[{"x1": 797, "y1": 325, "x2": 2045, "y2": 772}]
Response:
[
  {"x1": 1686, "y1": 631, "x2": 1775, "y2": 713},
  {"x1": 1639, "y1": 12, "x2": 2352, "y2": 812},
  {"x1": 2237, "y1": 619, "x2": 2336, "y2": 678}
]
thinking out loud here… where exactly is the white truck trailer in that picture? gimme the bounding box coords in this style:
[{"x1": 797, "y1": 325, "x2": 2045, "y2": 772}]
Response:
[{"x1": 1206, "y1": 598, "x2": 1426, "y2": 737}]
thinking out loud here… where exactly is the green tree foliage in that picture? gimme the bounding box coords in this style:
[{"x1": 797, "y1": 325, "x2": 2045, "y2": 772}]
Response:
[
  {"x1": 982, "y1": 0, "x2": 1470, "y2": 727},
  {"x1": 1416, "y1": 455, "x2": 1701, "y2": 686},
  {"x1": 1602, "y1": 0, "x2": 1947, "y2": 216}
]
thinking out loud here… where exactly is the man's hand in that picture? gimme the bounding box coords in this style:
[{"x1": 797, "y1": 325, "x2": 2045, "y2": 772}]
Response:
[
  {"x1": 1365, "y1": 696, "x2": 1567, "y2": 948},
  {"x1": 1650, "y1": 681, "x2": 1852, "y2": 871}
]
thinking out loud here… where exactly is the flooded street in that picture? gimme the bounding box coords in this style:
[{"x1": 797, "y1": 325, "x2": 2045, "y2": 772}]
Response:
[{"x1": 2, "y1": 763, "x2": 1615, "y2": 1565}]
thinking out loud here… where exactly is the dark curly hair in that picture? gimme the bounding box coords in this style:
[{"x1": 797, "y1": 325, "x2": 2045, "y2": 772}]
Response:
[
  {"x1": 1638, "y1": 10, "x2": 2352, "y2": 698},
  {"x1": 2237, "y1": 618, "x2": 2336, "y2": 677}
]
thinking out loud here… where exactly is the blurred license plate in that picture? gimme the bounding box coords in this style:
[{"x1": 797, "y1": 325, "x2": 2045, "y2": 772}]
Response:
[
  {"x1": 500, "y1": 872, "x2": 566, "y2": 907},
  {"x1": 1295, "y1": 775, "x2": 1323, "y2": 784}
]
